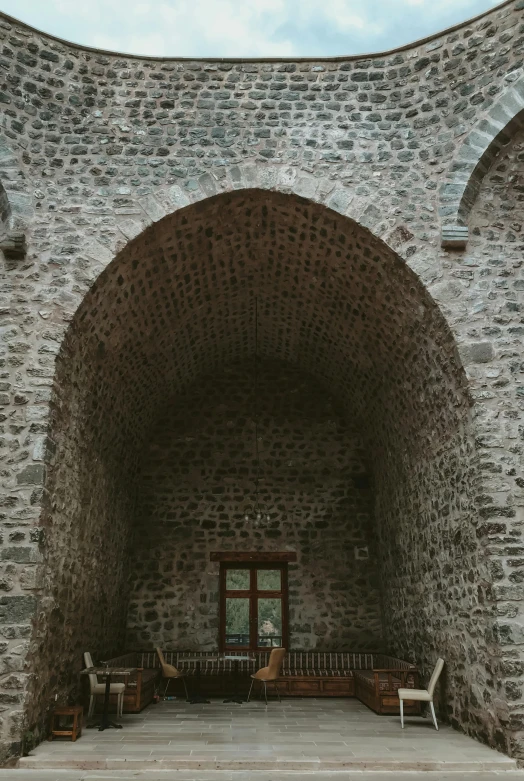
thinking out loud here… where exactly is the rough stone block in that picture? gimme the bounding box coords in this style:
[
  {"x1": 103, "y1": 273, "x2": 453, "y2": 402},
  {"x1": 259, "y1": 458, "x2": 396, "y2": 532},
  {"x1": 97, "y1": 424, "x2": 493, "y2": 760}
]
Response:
[
  {"x1": 327, "y1": 188, "x2": 352, "y2": 215},
  {"x1": 198, "y1": 173, "x2": 217, "y2": 196},
  {"x1": 294, "y1": 177, "x2": 317, "y2": 198},
  {"x1": 0, "y1": 548, "x2": 40, "y2": 564},
  {"x1": 15, "y1": 465, "x2": 45, "y2": 486},
  {"x1": 169, "y1": 185, "x2": 190, "y2": 209},
  {"x1": 7, "y1": 193, "x2": 33, "y2": 220},
  {"x1": 84, "y1": 240, "x2": 113, "y2": 265},
  {"x1": 462, "y1": 341, "x2": 494, "y2": 364},
  {"x1": 0, "y1": 233, "x2": 26, "y2": 260},
  {"x1": 439, "y1": 182, "x2": 464, "y2": 199},
  {"x1": 0, "y1": 597, "x2": 36, "y2": 624},
  {"x1": 25, "y1": 404, "x2": 49, "y2": 423},
  {"x1": 139, "y1": 195, "x2": 167, "y2": 223},
  {"x1": 441, "y1": 225, "x2": 468, "y2": 248},
  {"x1": 359, "y1": 203, "x2": 381, "y2": 230}
]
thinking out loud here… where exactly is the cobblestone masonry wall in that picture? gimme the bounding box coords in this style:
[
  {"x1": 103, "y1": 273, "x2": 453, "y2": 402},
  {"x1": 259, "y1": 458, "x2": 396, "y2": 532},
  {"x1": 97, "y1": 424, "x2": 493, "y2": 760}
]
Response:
[
  {"x1": 0, "y1": 0, "x2": 524, "y2": 762},
  {"x1": 22, "y1": 331, "x2": 139, "y2": 743},
  {"x1": 126, "y1": 361, "x2": 381, "y2": 651},
  {"x1": 464, "y1": 125, "x2": 524, "y2": 755}
]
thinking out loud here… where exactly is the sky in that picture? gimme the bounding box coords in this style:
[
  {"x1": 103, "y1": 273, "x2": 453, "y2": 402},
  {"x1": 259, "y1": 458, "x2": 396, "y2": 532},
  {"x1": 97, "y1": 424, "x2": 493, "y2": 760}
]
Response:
[{"x1": 0, "y1": 0, "x2": 505, "y2": 58}]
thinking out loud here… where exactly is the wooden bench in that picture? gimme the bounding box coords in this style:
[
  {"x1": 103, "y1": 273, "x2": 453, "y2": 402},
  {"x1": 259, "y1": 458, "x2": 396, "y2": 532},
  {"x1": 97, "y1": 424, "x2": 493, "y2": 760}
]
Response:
[
  {"x1": 139, "y1": 650, "x2": 367, "y2": 698},
  {"x1": 102, "y1": 652, "x2": 161, "y2": 713},
  {"x1": 353, "y1": 654, "x2": 421, "y2": 715},
  {"x1": 103, "y1": 650, "x2": 419, "y2": 714},
  {"x1": 135, "y1": 650, "x2": 417, "y2": 709}
]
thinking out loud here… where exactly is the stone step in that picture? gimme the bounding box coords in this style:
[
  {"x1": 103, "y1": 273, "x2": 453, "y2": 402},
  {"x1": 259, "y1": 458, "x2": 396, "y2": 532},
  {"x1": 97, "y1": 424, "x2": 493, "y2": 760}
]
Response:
[
  {"x1": 17, "y1": 756, "x2": 519, "y2": 772},
  {"x1": 5, "y1": 769, "x2": 524, "y2": 781}
]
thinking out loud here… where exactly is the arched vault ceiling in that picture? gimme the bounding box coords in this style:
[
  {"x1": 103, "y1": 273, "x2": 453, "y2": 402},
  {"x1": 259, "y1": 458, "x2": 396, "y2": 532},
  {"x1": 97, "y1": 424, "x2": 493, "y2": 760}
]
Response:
[{"x1": 61, "y1": 189, "x2": 469, "y2": 450}]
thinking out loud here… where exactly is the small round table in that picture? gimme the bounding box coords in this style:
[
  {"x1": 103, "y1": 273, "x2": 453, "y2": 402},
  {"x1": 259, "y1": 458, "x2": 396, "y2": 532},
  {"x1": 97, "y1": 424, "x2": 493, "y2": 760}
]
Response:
[
  {"x1": 223, "y1": 654, "x2": 255, "y2": 704},
  {"x1": 81, "y1": 666, "x2": 135, "y2": 731},
  {"x1": 178, "y1": 656, "x2": 219, "y2": 704}
]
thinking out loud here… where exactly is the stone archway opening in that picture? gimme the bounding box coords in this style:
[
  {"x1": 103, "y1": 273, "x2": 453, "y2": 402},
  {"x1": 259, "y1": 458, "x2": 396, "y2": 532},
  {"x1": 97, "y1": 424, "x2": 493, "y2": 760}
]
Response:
[{"x1": 26, "y1": 189, "x2": 490, "y2": 747}]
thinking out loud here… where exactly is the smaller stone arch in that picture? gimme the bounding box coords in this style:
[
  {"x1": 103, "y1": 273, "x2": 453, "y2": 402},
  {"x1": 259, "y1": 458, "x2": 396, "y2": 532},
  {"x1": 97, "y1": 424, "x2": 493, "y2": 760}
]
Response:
[
  {"x1": 439, "y1": 76, "x2": 524, "y2": 247},
  {"x1": 0, "y1": 134, "x2": 33, "y2": 259}
]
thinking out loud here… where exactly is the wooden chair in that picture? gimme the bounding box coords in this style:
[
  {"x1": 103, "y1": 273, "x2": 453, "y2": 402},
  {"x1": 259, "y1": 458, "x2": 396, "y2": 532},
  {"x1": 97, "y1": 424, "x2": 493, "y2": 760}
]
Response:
[
  {"x1": 156, "y1": 648, "x2": 189, "y2": 699},
  {"x1": 83, "y1": 651, "x2": 125, "y2": 719},
  {"x1": 398, "y1": 657, "x2": 444, "y2": 730},
  {"x1": 247, "y1": 647, "x2": 286, "y2": 704}
]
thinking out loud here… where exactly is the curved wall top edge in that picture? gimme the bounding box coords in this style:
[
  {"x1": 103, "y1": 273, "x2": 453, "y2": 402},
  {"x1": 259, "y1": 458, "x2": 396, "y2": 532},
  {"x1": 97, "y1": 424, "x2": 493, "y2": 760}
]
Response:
[{"x1": 0, "y1": 0, "x2": 513, "y2": 63}]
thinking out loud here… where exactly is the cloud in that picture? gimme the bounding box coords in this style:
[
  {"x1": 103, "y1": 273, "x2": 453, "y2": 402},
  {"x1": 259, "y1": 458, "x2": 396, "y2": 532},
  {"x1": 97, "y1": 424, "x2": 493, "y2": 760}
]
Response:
[
  {"x1": 93, "y1": 32, "x2": 170, "y2": 57},
  {"x1": 0, "y1": 0, "x2": 505, "y2": 57}
]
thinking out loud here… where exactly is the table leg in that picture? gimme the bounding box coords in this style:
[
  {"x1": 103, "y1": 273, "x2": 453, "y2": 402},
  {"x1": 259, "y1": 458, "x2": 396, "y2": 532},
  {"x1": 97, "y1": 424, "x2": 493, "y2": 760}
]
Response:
[
  {"x1": 72, "y1": 710, "x2": 78, "y2": 741},
  {"x1": 224, "y1": 660, "x2": 244, "y2": 704},
  {"x1": 189, "y1": 661, "x2": 210, "y2": 704},
  {"x1": 98, "y1": 675, "x2": 123, "y2": 731}
]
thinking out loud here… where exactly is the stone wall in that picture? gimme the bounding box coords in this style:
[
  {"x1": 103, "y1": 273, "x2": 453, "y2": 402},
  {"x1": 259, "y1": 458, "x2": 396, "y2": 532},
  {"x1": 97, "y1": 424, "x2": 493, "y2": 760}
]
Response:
[
  {"x1": 0, "y1": 0, "x2": 523, "y2": 763},
  {"x1": 465, "y1": 124, "x2": 524, "y2": 754},
  {"x1": 376, "y1": 422, "x2": 496, "y2": 742},
  {"x1": 126, "y1": 360, "x2": 381, "y2": 651},
  {"x1": 22, "y1": 323, "x2": 140, "y2": 746}
]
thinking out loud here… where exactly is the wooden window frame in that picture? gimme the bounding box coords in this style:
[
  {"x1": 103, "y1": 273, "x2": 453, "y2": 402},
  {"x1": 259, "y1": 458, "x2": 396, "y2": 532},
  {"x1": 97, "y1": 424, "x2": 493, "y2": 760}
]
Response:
[
  {"x1": 219, "y1": 561, "x2": 289, "y2": 652},
  {"x1": 211, "y1": 552, "x2": 296, "y2": 562}
]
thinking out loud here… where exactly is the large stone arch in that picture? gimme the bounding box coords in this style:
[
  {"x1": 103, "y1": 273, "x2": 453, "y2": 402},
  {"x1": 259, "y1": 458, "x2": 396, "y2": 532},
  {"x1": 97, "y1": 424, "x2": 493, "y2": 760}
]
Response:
[
  {"x1": 19, "y1": 187, "x2": 504, "y2": 755},
  {"x1": 127, "y1": 164, "x2": 423, "y2": 264},
  {"x1": 439, "y1": 76, "x2": 524, "y2": 244},
  {"x1": 55, "y1": 167, "x2": 436, "y2": 364},
  {"x1": 63, "y1": 166, "x2": 435, "y2": 339}
]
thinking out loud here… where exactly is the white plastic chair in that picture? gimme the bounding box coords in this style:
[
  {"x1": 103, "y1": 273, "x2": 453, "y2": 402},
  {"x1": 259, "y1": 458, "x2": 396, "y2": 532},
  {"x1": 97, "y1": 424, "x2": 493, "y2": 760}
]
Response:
[
  {"x1": 84, "y1": 651, "x2": 125, "y2": 720},
  {"x1": 398, "y1": 657, "x2": 444, "y2": 730}
]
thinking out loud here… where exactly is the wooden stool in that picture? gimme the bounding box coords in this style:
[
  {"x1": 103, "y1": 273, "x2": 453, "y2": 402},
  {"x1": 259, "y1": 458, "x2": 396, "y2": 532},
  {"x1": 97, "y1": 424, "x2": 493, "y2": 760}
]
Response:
[{"x1": 48, "y1": 705, "x2": 83, "y2": 741}]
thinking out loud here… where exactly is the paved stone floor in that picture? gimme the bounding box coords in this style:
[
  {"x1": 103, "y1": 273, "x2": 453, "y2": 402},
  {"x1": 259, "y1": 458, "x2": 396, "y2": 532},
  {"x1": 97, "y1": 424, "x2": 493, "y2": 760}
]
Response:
[
  {"x1": 4, "y1": 773, "x2": 524, "y2": 781},
  {"x1": 16, "y1": 699, "x2": 518, "y2": 774}
]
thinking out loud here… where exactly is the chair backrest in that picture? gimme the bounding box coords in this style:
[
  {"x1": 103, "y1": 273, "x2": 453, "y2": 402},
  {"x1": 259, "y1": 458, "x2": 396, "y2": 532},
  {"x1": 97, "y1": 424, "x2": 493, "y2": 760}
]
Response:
[
  {"x1": 156, "y1": 647, "x2": 181, "y2": 676},
  {"x1": 156, "y1": 647, "x2": 168, "y2": 672},
  {"x1": 266, "y1": 647, "x2": 286, "y2": 680},
  {"x1": 84, "y1": 651, "x2": 98, "y2": 692},
  {"x1": 427, "y1": 657, "x2": 445, "y2": 697}
]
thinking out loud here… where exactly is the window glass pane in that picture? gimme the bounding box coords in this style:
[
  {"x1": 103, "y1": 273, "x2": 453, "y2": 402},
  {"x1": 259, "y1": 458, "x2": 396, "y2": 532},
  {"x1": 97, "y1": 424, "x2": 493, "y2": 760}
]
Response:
[
  {"x1": 226, "y1": 569, "x2": 250, "y2": 590},
  {"x1": 225, "y1": 598, "x2": 250, "y2": 646},
  {"x1": 257, "y1": 569, "x2": 281, "y2": 590},
  {"x1": 258, "y1": 598, "x2": 282, "y2": 647}
]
